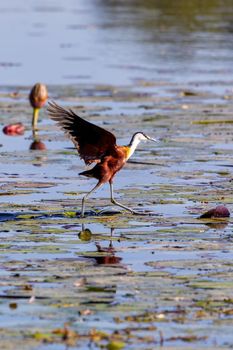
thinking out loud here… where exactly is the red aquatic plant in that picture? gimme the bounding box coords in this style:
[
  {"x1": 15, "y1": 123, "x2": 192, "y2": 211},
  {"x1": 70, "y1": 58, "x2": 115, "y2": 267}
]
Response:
[{"x1": 2, "y1": 123, "x2": 25, "y2": 136}]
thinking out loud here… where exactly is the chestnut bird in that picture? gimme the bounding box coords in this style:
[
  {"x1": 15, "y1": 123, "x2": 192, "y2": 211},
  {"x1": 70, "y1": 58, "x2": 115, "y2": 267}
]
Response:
[{"x1": 47, "y1": 102, "x2": 158, "y2": 217}]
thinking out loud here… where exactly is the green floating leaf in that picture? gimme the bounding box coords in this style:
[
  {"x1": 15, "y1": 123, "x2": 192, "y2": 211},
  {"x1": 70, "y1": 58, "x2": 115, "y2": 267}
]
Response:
[
  {"x1": 17, "y1": 214, "x2": 40, "y2": 220},
  {"x1": 192, "y1": 119, "x2": 233, "y2": 125},
  {"x1": 107, "y1": 341, "x2": 125, "y2": 350},
  {"x1": 64, "y1": 211, "x2": 77, "y2": 218},
  {"x1": 33, "y1": 332, "x2": 52, "y2": 342},
  {"x1": 78, "y1": 229, "x2": 92, "y2": 241}
]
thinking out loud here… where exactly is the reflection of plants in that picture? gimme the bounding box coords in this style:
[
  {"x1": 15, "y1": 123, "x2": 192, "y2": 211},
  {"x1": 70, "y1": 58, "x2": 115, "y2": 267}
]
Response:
[{"x1": 99, "y1": 0, "x2": 223, "y2": 33}]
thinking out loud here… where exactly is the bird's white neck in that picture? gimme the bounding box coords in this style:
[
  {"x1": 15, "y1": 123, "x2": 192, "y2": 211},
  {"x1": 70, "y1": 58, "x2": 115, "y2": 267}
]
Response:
[{"x1": 126, "y1": 134, "x2": 142, "y2": 160}]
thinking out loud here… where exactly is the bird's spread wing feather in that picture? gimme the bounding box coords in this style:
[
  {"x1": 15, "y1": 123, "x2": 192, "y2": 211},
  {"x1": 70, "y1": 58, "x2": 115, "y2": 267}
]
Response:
[{"x1": 47, "y1": 101, "x2": 116, "y2": 164}]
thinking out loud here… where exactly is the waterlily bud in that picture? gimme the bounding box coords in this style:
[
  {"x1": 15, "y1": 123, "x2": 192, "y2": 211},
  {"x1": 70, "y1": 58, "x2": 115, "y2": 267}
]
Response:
[{"x1": 29, "y1": 83, "x2": 48, "y2": 109}]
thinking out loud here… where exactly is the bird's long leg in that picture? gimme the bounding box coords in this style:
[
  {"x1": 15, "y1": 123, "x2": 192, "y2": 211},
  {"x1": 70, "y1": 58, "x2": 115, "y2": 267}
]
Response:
[
  {"x1": 81, "y1": 182, "x2": 103, "y2": 217},
  {"x1": 109, "y1": 182, "x2": 138, "y2": 214}
]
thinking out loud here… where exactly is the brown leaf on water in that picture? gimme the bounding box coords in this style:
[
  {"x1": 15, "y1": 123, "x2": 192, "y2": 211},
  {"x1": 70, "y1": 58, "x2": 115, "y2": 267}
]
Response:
[
  {"x1": 167, "y1": 335, "x2": 208, "y2": 342},
  {"x1": 199, "y1": 205, "x2": 230, "y2": 218},
  {"x1": 9, "y1": 302, "x2": 18, "y2": 310},
  {"x1": 180, "y1": 90, "x2": 199, "y2": 97},
  {"x1": 222, "y1": 309, "x2": 233, "y2": 315},
  {"x1": 23, "y1": 284, "x2": 33, "y2": 291},
  {"x1": 89, "y1": 329, "x2": 109, "y2": 342},
  {"x1": 52, "y1": 324, "x2": 79, "y2": 344}
]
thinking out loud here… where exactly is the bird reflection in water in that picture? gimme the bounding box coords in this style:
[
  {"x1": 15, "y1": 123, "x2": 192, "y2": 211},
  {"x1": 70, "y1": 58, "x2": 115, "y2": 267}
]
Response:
[{"x1": 79, "y1": 225, "x2": 122, "y2": 265}]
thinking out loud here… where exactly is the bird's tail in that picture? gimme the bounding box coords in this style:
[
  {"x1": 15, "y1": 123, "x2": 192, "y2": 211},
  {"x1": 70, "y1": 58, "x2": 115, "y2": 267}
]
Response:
[{"x1": 79, "y1": 169, "x2": 94, "y2": 178}]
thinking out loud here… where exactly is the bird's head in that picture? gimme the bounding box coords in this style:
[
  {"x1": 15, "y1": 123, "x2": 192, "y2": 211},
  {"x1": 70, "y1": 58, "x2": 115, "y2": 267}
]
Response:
[
  {"x1": 126, "y1": 132, "x2": 158, "y2": 160},
  {"x1": 130, "y1": 132, "x2": 158, "y2": 145}
]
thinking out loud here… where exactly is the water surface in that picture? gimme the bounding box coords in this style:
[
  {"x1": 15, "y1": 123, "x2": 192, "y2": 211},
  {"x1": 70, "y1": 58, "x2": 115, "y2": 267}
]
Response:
[{"x1": 1, "y1": 1, "x2": 233, "y2": 349}]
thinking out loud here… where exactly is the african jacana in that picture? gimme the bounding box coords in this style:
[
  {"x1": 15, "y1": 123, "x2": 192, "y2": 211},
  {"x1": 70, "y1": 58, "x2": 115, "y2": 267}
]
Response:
[
  {"x1": 29, "y1": 83, "x2": 48, "y2": 129},
  {"x1": 47, "y1": 102, "x2": 158, "y2": 217}
]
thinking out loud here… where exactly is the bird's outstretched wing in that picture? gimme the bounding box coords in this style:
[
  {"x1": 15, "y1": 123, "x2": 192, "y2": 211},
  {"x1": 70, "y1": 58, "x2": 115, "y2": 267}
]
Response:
[{"x1": 47, "y1": 101, "x2": 117, "y2": 164}]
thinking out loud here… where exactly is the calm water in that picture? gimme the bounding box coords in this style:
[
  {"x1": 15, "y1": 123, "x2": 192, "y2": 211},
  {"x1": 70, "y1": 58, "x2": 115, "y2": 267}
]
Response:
[{"x1": 1, "y1": 0, "x2": 233, "y2": 90}]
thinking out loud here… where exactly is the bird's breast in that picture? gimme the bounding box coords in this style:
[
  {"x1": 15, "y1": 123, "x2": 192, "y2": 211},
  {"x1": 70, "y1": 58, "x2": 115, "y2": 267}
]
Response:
[{"x1": 118, "y1": 146, "x2": 131, "y2": 160}]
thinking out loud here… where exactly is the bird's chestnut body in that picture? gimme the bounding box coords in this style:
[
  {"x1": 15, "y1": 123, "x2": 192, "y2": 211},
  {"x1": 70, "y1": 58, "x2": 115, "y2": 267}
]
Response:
[{"x1": 79, "y1": 145, "x2": 128, "y2": 184}]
